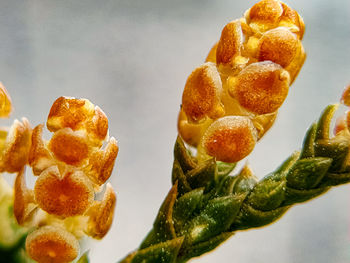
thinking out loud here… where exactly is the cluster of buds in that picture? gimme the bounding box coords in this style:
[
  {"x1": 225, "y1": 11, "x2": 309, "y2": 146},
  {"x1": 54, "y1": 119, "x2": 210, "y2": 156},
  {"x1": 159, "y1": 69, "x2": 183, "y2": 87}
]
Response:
[
  {"x1": 178, "y1": 0, "x2": 306, "y2": 163},
  {"x1": 4, "y1": 95, "x2": 119, "y2": 263}
]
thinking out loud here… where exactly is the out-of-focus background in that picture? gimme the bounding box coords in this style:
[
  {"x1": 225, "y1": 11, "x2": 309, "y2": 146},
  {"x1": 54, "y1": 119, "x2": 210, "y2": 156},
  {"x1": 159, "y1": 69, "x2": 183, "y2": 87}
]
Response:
[{"x1": 1, "y1": 0, "x2": 350, "y2": 262}]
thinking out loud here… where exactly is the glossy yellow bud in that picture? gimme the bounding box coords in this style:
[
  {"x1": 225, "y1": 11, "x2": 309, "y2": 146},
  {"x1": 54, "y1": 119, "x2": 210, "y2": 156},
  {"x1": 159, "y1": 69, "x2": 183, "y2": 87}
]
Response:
[
  {"x1": 47, "y1": 96, "x2": 95, "y2": 132},
  {"x1": 279, "y1": 2, "x2": 305, "y2": 39},
  {"x1": 48, "y1": 128, "x2": 89, "y2": 166},
  {"x1": 26, "y1": 226, "x2": 79, "y2": 263},
  {"x1": 341, "y1": 85, "x2": 350, "y2": 106},
  {"x1": 216, "y1": 20, "x2": 243, "y2": 65},
  {"x1": 0, "y1": 118, "x2": 32, "y2": 173},
  {"x1": 47, "y1": 96, "x2": 108, "y2": 146},
  {"x1": 203, "y1": 116, "x2": 257, "y2": 163},
  {"x1": 258, "y1": 28, "x2": 299, "y2": 67},
  {"x1": 14, "y1": 169, "x2": 37, "y2": 225},
  {"x1": 29, "y1": 124, "x2": 56, "y2": 176},
  {"x1": 34, "y1": 166, "x2": 93, "y2": 217},
  {"x1": 85, "y1": 183, "x2": 116, "y2": 239},
  {"x1": 247, "y1": 0, "x2": 283, "y2": 32},
  {"x1": 86, "y1": 137, "x2": 119, "y2": 185},
  {"x1": 182, "y1": 62, "x2": 224, "y2": 122},
  {"x1": 228, "y1": 61, "x2": 290, "y2": 114}
]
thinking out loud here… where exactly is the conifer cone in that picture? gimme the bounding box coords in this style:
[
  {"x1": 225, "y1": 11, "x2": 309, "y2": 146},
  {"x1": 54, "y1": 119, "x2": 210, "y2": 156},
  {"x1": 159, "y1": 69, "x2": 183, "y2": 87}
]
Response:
[
  {"x1": 178, "y1": 0, "x2": 306, "y2": 163},
  {"x1": 13, "y1": 96, "x2": 119, "y2": 263}
]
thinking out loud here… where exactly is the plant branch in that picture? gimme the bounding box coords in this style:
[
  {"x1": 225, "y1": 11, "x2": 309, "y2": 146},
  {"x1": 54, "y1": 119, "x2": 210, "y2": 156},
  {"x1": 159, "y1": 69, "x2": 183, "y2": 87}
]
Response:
[{"x1": 119, "y1": 104, "x2": 350, "y2": 263}]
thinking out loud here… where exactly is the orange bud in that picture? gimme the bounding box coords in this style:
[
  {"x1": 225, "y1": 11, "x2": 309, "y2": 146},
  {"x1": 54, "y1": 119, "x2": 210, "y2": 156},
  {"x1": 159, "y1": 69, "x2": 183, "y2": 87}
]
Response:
[
  {"x1": 85, "y1": 183, "x2": 116, "y2": 239},
  {"x1": 47, "y1": 96, "x2": 109, "y2": 146},
  {"x1": 34, "y1": 166, "x2": 93, "y2": 217},
  {"x1": 334, "y1": 114, "x2": 348, "y2": 135},
  {"x1": 182, "y1": 62, "x2": 224, "y2": 122},
  {"x1": 216, "y1": 20, "x2": 243, "y2": 65},
  {"x1": 280, "y1": 3, "x2": 305, "y2": 39},
  {"x1": 48, "y1": 128, "x2": 89, "y2": 165},
  {"x1": 248, "y1": 0, "x2": 283, "y2": 30},
  {"x1": 228, "y1": 61, "x2": 290, "y2": 114},
  {"x1": 86, "y1": 106, "x2": 109, "y2": 144},
  {"x1": 47, "y1": 96, "x2": 94, "y2": 132},
  {"x1": 203, "y1": 116, "x2": 257, "y2": 163},
  {"x1": 25, "y1": 226, "x2": 79, "y2": 263},
  {"x1": 29, "y1": 124, "x2": 55, "y2": 176},
  {"x1": 0, "y1": 82, "x2": 12, "y2": 118},
  {"x1": 0, "y1": 118, "x2": 32, "y2": 173},
  {"x1": 258, "y1": 27, "x2": 299, "y2": 67},
  {"x1": 14, "y1": 169, "x2": 37, "y2": 225},
  {"x1": 87, "y1": 137, "x2": 119, "y2": 185},
  {"x1": 341, "y1": 85, "x2": 350, "y2": 106}
]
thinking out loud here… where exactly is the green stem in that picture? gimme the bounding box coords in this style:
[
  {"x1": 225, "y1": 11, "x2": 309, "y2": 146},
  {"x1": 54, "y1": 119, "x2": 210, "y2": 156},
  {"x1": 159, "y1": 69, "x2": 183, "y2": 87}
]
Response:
[{"x1": 119, "y1": 104, "x2": 350, "y2": 263}]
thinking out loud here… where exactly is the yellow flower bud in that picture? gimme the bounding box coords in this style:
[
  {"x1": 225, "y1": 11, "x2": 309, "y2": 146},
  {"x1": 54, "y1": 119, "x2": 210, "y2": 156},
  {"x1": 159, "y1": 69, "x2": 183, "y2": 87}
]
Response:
[
  {"x1": 48, "y1": 128, "x2": 89, "y2": 166},
  {"x1": 182, "y1": 62, "x2": 224, "y2": 123},
  {"x1": 279, "y1": 2, "x2": 305, "y2": 39},
  {"x1": 202, "y1": 116, "x2": 257, "y2": 163},
  {"x1": 47, "y1": 96, "x2": 95, "y2": 132},
  {"x1": 0, "y1": 118, "x2": 32, "y2": 173},
  {"x1": 47, "y1": 96, "x2": 108, "y2": 147},
  {"x1": 247, "y1": 0, "x2": 283, "y2": 32},
  {"x1": 341, "y1": 85, "x2": 350, "y2": 106},
  {"x1": 85, "y1": 183, "x2": 116, "y2": 239},
  {"x1": 14, "y1": 169, "x2": 37, "y2": 225},
  {"x1": 216, "y1": 20, "x2": 243, "y2": 66},
  {"x1": 34, "y1": 166, "x2": 94, "y2": 217},
  {"x1": 86, "y1": 136, "x2": 119, "y2": 185},
  {"x1": 26, "y1": 226, "x2": 79, "y2": 263},
  {"x1": 228, "y1": 61, "x2": 290, "y2": 114},
  {"x1": 258, "y1": 27, "x2": 299, "y2": 68},
  {"x1": 29, "y1": 124, "x2": 56, "y2": 176}
]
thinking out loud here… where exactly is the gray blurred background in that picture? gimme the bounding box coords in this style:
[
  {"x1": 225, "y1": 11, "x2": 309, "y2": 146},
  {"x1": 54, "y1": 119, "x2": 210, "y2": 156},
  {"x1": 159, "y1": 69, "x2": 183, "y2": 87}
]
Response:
[{"x1": 1, "y1": 0, "x2": 350, "y2": 262}]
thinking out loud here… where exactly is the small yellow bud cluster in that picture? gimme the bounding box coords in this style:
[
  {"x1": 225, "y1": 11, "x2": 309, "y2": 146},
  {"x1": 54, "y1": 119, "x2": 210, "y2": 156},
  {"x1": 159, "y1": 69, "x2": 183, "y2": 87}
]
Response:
[
  {"x1": 178, "y1": 0, "x2": 305, "y2": 163},
  {"x1": 8, "y1": 96, "x2": 118, "y2": 263}
]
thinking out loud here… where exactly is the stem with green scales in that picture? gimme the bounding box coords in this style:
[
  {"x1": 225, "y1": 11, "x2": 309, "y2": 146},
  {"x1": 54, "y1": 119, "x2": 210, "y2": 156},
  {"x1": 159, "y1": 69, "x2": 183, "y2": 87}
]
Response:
[{"x1": 119, "y1": 104, "x2": 350, "y2": 263}]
